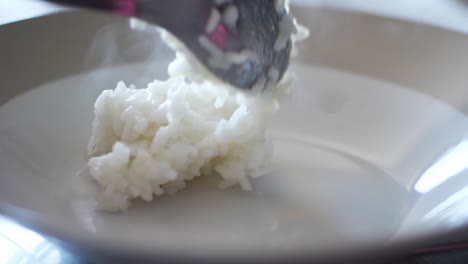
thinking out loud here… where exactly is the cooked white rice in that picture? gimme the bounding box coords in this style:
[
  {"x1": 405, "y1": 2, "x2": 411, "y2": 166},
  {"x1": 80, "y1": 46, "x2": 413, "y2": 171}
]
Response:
[
  {"x1": 88, "y1": 6, "x2": 308, "y2": 211},
  {"x1": 87, "y1": 51, "x2": 281, "y2": 211}
]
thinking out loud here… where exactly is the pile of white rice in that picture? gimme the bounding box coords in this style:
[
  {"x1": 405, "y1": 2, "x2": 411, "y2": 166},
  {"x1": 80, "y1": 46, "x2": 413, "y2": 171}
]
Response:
[
  {"x1": 87, "y1": 9, "x2": 308, "y2": 211},
  {"x1": 87, "y1": 52, "x2": 282, "y2": 212}
]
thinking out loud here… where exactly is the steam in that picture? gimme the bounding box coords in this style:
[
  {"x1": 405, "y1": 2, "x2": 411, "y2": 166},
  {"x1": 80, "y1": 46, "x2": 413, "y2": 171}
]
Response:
[{"x1": 83, "y1": 16, "x2": 175, "y2": 88}]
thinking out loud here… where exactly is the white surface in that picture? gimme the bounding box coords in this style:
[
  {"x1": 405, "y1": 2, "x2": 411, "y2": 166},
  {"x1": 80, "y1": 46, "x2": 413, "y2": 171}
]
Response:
[
  {"x1": 294, "y1": 0, "x2": 468, "y2": 34},
  {"x1": 0, "y1": 61, "x2": 466, "y2": 257},
  {"x1": 0, "y1": 0, "x2": 66, "y2": 25},
  {"x1": 0, "y1": 215, "x2": 78, "y2": 263}
]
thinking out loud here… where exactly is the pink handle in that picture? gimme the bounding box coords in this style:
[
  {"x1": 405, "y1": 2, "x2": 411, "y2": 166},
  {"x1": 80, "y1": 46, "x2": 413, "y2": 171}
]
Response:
[{"x1": 112, "y1": 0, "x2": 136, "y2": 16}]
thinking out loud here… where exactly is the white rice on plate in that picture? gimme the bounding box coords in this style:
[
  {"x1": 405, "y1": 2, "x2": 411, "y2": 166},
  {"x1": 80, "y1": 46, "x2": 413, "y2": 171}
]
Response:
[
  {"x1": 87, "y1": 8, "x2": 308, "y2": 212},
  {"x1": 87, "y1": 52, "x2": 281, "y2": 212}
]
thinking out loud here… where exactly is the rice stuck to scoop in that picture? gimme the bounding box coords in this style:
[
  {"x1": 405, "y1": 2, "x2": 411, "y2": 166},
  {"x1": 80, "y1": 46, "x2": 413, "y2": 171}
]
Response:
[{"x1": 87, "y1": 52, "x2": 280, "y2": 211}]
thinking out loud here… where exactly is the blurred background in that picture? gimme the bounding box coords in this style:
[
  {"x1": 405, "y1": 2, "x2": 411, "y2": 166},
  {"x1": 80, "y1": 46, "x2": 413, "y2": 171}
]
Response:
[{"x1": 3, "y1": 0, "x2": 468, "y2": 33}]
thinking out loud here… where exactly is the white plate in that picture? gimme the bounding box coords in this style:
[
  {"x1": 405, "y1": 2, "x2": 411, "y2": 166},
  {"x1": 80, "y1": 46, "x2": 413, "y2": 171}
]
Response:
[{"x1": 0, "y1": 6, "x2": 467, "y2": 262}]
